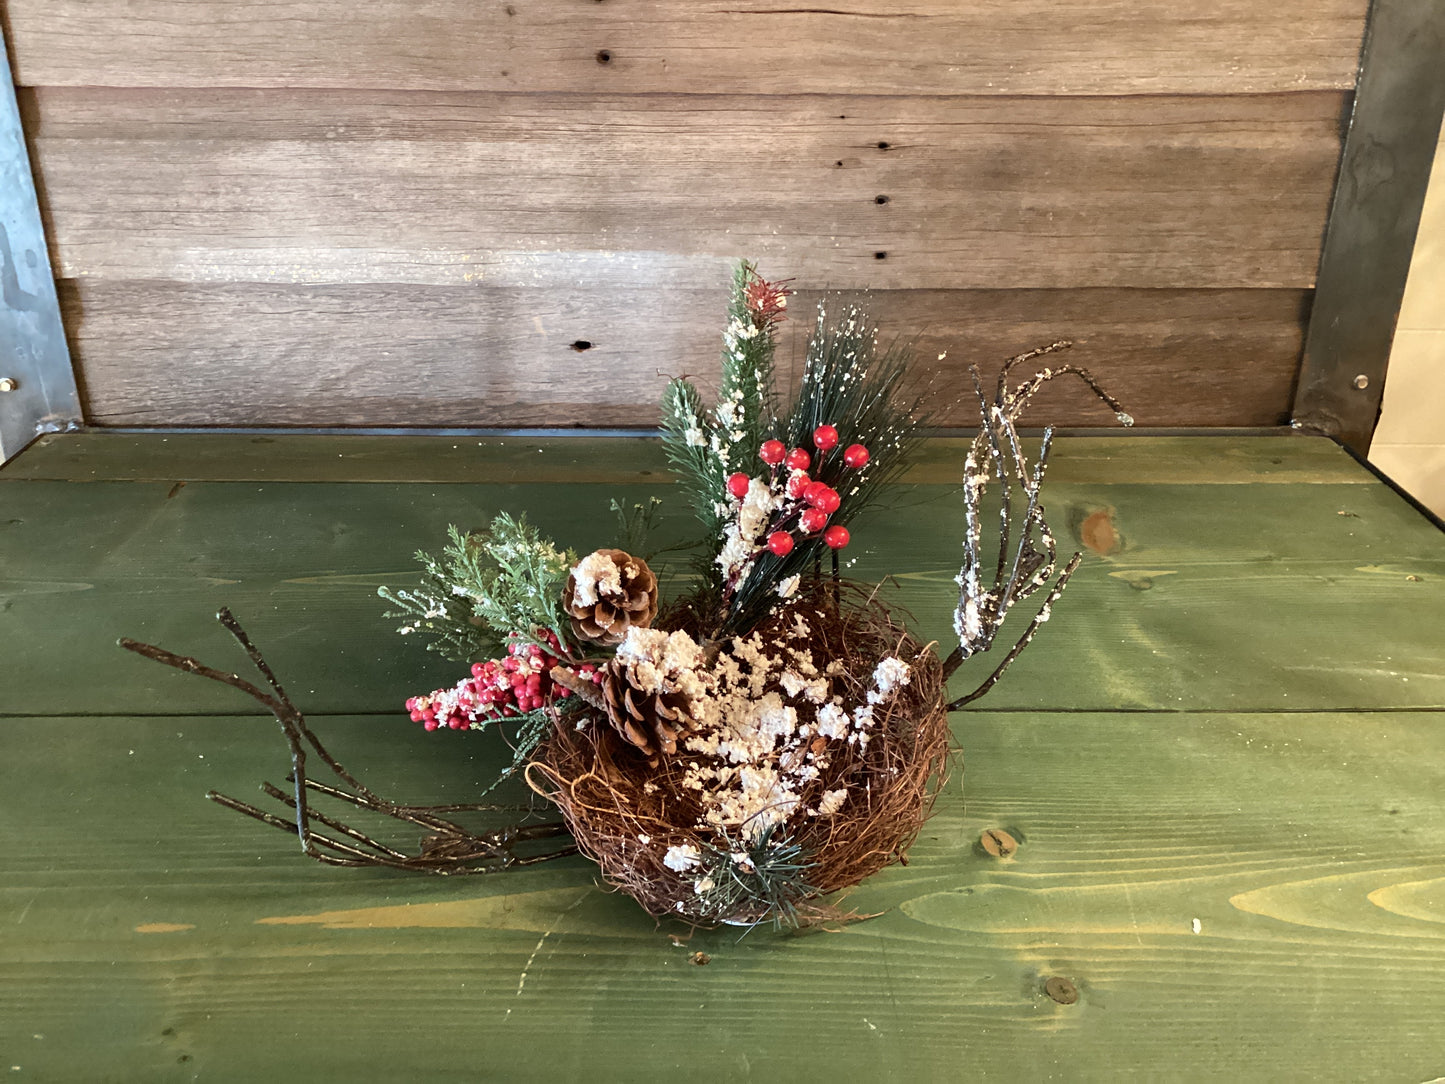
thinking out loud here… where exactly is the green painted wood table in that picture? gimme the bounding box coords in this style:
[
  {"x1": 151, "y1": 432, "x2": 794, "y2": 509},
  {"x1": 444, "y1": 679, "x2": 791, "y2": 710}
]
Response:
[{"x1": 3, "y1": 432, "x2": 1444, "y2": 1081}]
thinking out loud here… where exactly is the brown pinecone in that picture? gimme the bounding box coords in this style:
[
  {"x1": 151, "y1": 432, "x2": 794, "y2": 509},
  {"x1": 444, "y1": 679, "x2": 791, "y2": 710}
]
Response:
[
  {"x1": 597, "y1": 659, "x2": 698, "y2": 762},
  {"x1": 562, "y1": 549, "x2": 658, "y2": 647}
]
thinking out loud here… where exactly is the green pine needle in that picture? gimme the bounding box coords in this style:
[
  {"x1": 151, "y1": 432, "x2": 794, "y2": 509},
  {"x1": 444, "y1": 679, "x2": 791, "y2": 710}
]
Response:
[
  {"x1": 691, "y1": 824, "x2": 818, "y2": 929},
  {"x1": 660, "y1": 261, "x2": 788, "y2": 575},
  {"x1": 723, "y1": 297, "x2": 929, "y2": 635}
]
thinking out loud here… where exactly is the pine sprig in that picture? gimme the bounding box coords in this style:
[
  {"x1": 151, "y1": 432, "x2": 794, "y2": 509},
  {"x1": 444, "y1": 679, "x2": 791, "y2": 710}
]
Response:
[
  {"x1": 660, "y1": 376, "x2": 727, "y2": 542},
  {"x1": 723, "y1": 299, "x2": 928, "y2": 634},
  {"x1": 716, "y1": 260, "x2": 782, "y2": 469},
  {"x1": 691, "y1": 824, "x2": 817, "y2": 929},
  {"x1": 660, "y1": 262, "x2": 791, "y2": 558}
]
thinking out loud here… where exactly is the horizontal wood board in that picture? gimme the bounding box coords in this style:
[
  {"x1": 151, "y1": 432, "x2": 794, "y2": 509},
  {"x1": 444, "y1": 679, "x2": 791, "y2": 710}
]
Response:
[
  {"x1": 2, "y1": 435, "x2": 1442, "y2": 718},
  {"x1": 27, "y1": 89, "x2": 1345, "y2": 291},
  {"x1": 58, "y1": 282, "x2": 1310, "y2": 428},
  {"x1": 4, "y1": 1, "x2": 1368, "y2": 95},
  {"x1": 3, "y1": 710, "x2": 1444, "y2": 1080}
]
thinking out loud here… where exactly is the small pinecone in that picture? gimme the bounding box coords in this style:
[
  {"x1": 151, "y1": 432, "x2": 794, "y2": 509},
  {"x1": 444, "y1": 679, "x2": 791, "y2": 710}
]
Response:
[
  {"x1": 597, "y1": 660, "x2": 697, "y2": 762},
  {"x1": 563, "y1": 549, "x2": 659, "y2": 647}
]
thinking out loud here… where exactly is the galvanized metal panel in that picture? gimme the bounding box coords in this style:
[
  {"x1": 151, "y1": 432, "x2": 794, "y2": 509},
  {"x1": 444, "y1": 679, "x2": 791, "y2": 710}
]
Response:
[
  {"x1": 1294, "y1": 0, "x2": 1445, "y2": 452},
  {"x1": 0, "y1": 29, "x2": 82, "y2": 464}
]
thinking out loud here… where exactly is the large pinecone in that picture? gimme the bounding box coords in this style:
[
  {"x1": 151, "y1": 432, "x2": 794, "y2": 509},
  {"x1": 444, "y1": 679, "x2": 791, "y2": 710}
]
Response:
[
  {"x1": 563, "y1": 549, "x2": 658, "y2": 647},
  {"x1": 596, "y1": 659, "x2": 698, "y2": 762}
]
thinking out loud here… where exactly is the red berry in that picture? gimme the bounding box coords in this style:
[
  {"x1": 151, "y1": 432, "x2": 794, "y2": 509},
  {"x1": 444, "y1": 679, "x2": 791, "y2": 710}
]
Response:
[
  {"x1": 784, "y1": 447, "x2": 811, "y2": 471},
  {"x1": 759, "y1": 440, "x2": 786, "y2": 465},
  {"x1": 802, "y1": 480, "x2": 828, "y2": 506},
  {"x1": 812, "y1": 424, "x2": 839, "y2": 451},
  {"x1": 843, "y1": 443, "x2": 870, "y2": 469},
  {"x1": 814, "y1": 486, "x2": 841, "y2": 514},
  {"x1": 823, "y1": 525, "x2": 850, "y2": 549},
  {"x1": 470, "y1": 663, "x2": 486, "y2": 678},
  {"x1": 766, "y1": 531, "x2": 795, "y2": 556},
  {"x1": 800, "y1": 508, "x2": 829, "y2": 533},
  {"x1": 726, "y1": 472, "x2": 751, "y2": 499},
  {"x1": 786, "y1": 471, "x2": 811, "y2": 498}
]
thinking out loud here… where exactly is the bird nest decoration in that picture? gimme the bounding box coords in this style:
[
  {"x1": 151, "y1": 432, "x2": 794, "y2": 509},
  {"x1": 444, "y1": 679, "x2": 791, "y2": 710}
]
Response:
[{"x1": 122, "y1": 262, "x2": 1129, "y2": 929}]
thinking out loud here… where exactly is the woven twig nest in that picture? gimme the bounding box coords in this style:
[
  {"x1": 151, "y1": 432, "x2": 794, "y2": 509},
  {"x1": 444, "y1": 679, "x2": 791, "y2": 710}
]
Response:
[{"x1": 530, "y1": 580, "x2": 950, "y2": 926}]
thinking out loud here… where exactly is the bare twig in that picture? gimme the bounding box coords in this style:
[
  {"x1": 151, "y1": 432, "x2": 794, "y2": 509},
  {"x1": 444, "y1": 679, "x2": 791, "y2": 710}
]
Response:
[
  {"x1": 943, "y1": 346, "x2": 1128, "y2": 702},
  {"x1": 120, "y1": 610, "x2": 576, "y2": 874}
]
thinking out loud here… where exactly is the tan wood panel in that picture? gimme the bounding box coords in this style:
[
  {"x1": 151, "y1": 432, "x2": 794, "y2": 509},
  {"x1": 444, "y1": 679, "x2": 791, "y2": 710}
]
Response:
[
  {"x1": 28, "y1": 90, "x2": 1344, "y2": 290},
  {"x1": 4, "y1": 0, "x2": 1368, "y2": 95},
  {"x1": 60, "y1": 281, "x2": 1307, "y2": 427}
]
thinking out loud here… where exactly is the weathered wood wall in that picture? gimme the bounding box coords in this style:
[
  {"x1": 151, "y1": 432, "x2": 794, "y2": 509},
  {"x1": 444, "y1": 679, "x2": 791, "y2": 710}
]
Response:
[{"x1": 4, "y1": 1, "x2": 1368, "y2": 428}]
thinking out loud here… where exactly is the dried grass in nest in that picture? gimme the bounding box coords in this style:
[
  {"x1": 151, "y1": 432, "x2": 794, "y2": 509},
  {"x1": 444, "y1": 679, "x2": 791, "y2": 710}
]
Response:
[{"x1": 528, "y1": 578, "x2": 952, "y2": 926}]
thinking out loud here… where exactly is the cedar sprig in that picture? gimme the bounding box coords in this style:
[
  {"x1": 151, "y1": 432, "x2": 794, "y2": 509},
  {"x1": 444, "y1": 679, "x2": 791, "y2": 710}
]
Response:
[
  {"x1": 377, "y1": 551, "x2": 491, "y2": 663},
  {"x1": 379, "y1": 515, "x2": 578, "y2": 662}
]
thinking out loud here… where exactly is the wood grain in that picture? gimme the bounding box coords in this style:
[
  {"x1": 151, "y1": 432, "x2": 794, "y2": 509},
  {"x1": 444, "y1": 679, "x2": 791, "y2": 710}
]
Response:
[
  {"x1": 27, "y1": 89, "x2": 1345, "y2": 290},
  {"x1": 58, "y1": 280, "x2": 1309, "y2": 427},
  {"x1": 3, "y1": 437, "x2": 1442, "y2": 718},
  {"x1": 4, "y1": 0, "x2": 1368, "y2": 95},
  {"x1": 3, "y1": 709, "x2": 1444, "y2": 1079},
  {"x1": 6, "y1": 433, "x2": 1372, "y2": 486}
]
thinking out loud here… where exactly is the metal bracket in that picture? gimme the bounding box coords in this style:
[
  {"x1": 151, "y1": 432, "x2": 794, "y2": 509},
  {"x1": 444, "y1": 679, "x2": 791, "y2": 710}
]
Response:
[
  {"x1": 0, "y1": 26, "x2": 82, "y2": 465},
  {"x1": 1293, "y1": 0, "x2": 1445, "y2": 453}
]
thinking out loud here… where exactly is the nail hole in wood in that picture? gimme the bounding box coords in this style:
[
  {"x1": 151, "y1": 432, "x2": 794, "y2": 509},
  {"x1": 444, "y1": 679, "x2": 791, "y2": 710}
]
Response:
[
  {"x1": 571, "y1": 340, "x2": 594, "y2": 352},
  {"x1": 875, "y1": 194, "x2": 889, "y2": 204},
  {"x1": 596, "y1": 49, "x2": 612, "y2": 64},
  {"x1": 877, "y1": 141, "x2": 890, "y2": 150},
  {"x1": 874, "y1": 251, "x2": 887, "y2": 260}
]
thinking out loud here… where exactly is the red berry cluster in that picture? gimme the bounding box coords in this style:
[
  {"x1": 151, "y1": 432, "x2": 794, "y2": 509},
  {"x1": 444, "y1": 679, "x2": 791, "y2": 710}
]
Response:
[
  {"x1": 729, "y1": 423, "x2": 871, "y2": 559},
  {"x1": 406, "y1": 629, "x2": 599, "y2": 733}
]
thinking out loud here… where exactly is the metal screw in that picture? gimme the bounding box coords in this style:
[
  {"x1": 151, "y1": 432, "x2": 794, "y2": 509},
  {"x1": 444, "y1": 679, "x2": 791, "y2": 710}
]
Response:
[
  {"x1": 1353, "y1": 374, "x2": 1369, "y2": 389},
  {"x1": 980, "y1": 828, "x2": 1018, "y2": 858},
  {"x1": 0, "y1": 377, "x2": 17, "y2": 393},
  {"x1": 1043, "y1": 976, "x2": 1079, "y2": 1005}
]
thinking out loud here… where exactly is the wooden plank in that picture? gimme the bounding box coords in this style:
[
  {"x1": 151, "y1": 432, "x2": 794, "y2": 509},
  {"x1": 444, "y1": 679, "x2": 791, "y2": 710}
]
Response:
[
  {"x1": 4, "y1": 0, "x2": 1368, "y2": 95},
  {"x1": 4, "y1": 433, "x2": 1372, "y2": 487},
  {"x1": 3, "y1": 709, "x2": 1444, "y2": 1079},
  {"x1": 27, "y1": 89, "x2": 1344, "y2": 290},
  {"x1": 56, "y1": 281, "x2": 1310, "y2": 428},
  {"x1": 2, "y1": 456, "x2": 1442, "y2": 717}
]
